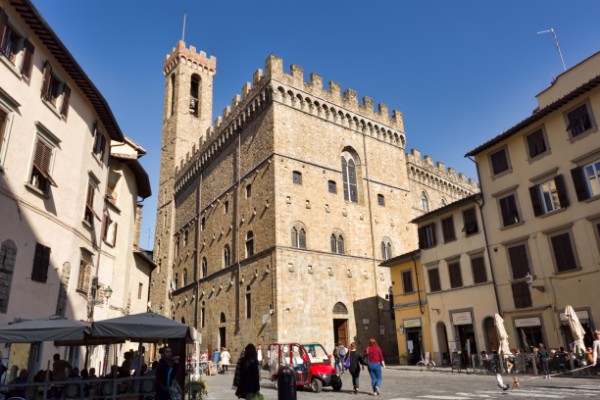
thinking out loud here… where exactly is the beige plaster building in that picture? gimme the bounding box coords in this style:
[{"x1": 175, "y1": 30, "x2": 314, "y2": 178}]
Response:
[
  {"x1": 410, "y1": 194, "x2": 499, "y2": 366},
  {"x1": 150, "y1": 39, "x2": 477, "y2": 359},
  {"x1": 0, "y1": 0, "x2": 151, "y2": 374},
  {"x1": 466, "y1": 51, "x2": 600, "y2": 351}
]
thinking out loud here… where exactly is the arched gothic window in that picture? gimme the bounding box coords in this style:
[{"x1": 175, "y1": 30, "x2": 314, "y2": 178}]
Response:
[
  {"x1": 381, "y1": 238, "x2": 392, "y2": 260},
  {"x1": 341, "y1": 151, "x2": 358, "y2": 202},
  {"x1": 291, "y1": 227, "x2": 306, "y2": 249},
  {"x1": 330, "y1": 233, "x2": 344, "y2": 254}
]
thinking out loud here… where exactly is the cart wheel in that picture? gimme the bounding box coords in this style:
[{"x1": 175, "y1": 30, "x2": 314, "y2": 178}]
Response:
[
  {"x1": 310, "y1": 378, "x2": 323, "y2": 393},
  {"x1": 331, "y1": 380, "x2": 342, "y2": 391}
]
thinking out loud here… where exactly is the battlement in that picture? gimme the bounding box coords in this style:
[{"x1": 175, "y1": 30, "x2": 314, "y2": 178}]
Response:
[
  {"x1": 264, "y1": 55, "x2": 404, "y2": 130},
  {"x1": 173, "y1": 53, "x2": 407, "y2": 189},
  {"x1": 164, "y1": 40, "x2": 217, "y2": 76},
  {"x1": 406, "y1": 148, "x2": 478, "y2": 189}
]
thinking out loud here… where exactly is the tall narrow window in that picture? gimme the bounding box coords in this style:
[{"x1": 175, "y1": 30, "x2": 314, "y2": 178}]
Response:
[
  {"x1": 377, "y1": 194, "x2": 385, "y2": 206},
  {"x1": 337, "y1": 235, "x2": 344, "y2": 254},
  {"x1": 292, "y1": 171, "x2": 302, "y2": 185},
  {"x1": 448, "y1": 261, "x2": 463, "y2": 288},
  {"x1": 471, "y1": 255, "x2": 487, "y2": 284},
  {"x1": 41, "y1": 61, "x2": 70, "y2": 117},
  {"x1": 341, "y1": 151, "x2": 358, "y2": 202},
  {"x1": 83, "y1": 178, "x2": 98, "y2": 227},
  {"x1": 201, "y1": 301, "x2": 206, "y2": 328},
  {"x1": 525, "y1": 129, "x2": 547, "y2": 158},
  {"x1": 299, "y1": 229, "x2": 306, "y2": 249},
  {"x1": 401, "y1": 270, "x2": 414, "y2": 294},
  {"x1": 0, "y1": 240, "x2": 17, "y2": 313},
  {"x1": 381, "y1": 239, "x2": 392, "y2": 260},
  {"x1": 30, "y1": 135, "x2": 58, "y2": 193},
  {"x1": 328, "y1": 180, "x2": 337, "y2": 194},
  {"x1": 0, "y1": 107, "x2": 9, "y2": 166},
  {"x1": 428, "y1": 268, "x2": 441, "y2": 292},
  {"x1": 170, "y1": 74, "x2": 176, "y2": 117},
  {"x1": 31, "y1": 243, "x2": 50, "y2": 283},
  {"x1": 421, "y1": 192, "x2": 429, "y2": 211},
  {"x1": 549, "y1": 232, "x2": 578, "y2": 272},
  {"x1": 245, "y1": 184, "x2": 252, "y2": 198},
  {"x1": 183, "y1": 269, "x2": 188, "y2": 286},
  {"x1": 92, "y1": 122, "x2": 106, "y2": 161},
  {"x1": 330, "y1": 234, "x2": 337, "y2": 253},
  {"x1": 190, "y1": 74, "x2": 200, "y2": 116},
  {"x1": 441, "y1": 216, "x2": 456, "y2": 243},
  {"x1": 223, "y1": 245, "x2": 230, "y2": 268},
  {"x1": 490, "y1": 148, "x2": 510, "y2": 176},
  {"x1": 418, "y1": 223, "x2": 436, "y2": 249},
  {"x1": 201, "y1": 257, "x2": 208, "y2": 278},
  {"x1": 138, "y1": 283, "x2": 143, "y2": 300},
  {"x1": 571, "y1": 159, "x2": 600, "y2": 201},
  {"x1": 76, "y1": 259, "x2": 91, "y2": 293},
  {"x1": 245, "y1": 285, "x2": 252, "y2": 319},
  {"x1": 246, "y1": 231, "x2": 254, "y2": 257}
]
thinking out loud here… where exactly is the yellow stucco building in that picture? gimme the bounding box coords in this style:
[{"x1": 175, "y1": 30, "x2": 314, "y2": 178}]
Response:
[{"x1": 381, "y1": 250, "x2": 432, "y2": 365}]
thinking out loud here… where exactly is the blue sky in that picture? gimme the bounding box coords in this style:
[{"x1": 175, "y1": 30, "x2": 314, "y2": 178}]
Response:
[{"x1": 31, "y1": 0, "x2": 600, "y2": 250}]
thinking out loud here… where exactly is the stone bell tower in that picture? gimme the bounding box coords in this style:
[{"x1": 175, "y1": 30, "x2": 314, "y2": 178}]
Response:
[{"x1": 150, "y1": 41, "x2": 216, "y2": 315}]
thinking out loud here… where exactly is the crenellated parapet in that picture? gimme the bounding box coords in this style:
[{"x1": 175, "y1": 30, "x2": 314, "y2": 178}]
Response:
[
  {"x1": 173, "y1": 54, "x2": 408, "y2": 194},
  {"x1": 406, "y1": 148, "x2": 479, "y2": 197},
  {"x1": 164, "y1": 40, "x2": 217, "y2": 76}
]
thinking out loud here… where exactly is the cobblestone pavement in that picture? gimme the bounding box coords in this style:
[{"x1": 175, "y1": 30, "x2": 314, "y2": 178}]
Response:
[{"x1": 198, "y1": 367, "x2": 600, "y2": 400}]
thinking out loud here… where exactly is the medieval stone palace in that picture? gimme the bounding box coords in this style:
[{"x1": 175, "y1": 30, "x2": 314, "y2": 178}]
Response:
[{"x1": 149, "y1": 40, "x2": 478, "y2": 359}]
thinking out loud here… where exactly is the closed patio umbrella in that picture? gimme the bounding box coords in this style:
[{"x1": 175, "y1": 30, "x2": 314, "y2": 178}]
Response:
[
  {"x1": 565, "y1": 305, "x2": 586, "y2": 353},
  {"x1": 494, "y1": 313, "x2": 511, "y2": 356}
]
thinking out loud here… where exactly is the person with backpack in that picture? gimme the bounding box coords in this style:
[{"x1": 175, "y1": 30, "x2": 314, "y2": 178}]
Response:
[
  {"x1": 332, "y1": 343, "x2": 341, "y2": 373},
  {"x1": 347, "y1": 342, "x2": 363, "y2": 394}
]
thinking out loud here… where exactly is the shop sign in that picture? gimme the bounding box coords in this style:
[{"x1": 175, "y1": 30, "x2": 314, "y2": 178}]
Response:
[
  {"x1": 515, "y1": 317, "x2": 541, "y2": 327},
  {"x1": 404, "y1": 318, "x2": 422, "y2": 328},
  {"x1": 452, "y1": 312, "x2": 472, "y2": 325}
]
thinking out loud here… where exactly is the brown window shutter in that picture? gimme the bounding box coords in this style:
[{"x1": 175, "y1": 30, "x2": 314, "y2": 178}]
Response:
[
  {"x1": 0, "y1": 108, "x2": 7, "y2": 156},
  {"x1": 60, "y1": 85, "x2": 71, "y2": 117},
  {"x1": 112, "y1": 222, "x2": 118, "y2": 244},
  {"x1": 570, "y1": 167, "x2": 590, "y2": 202},
  {"x1": 21, "y1": 39, "x2": 34, "y2": 78},
  {"x1": 418, "y1": 227, "x2": 426, "y2": 249},
  {"x1": 41, "y1": 61, "x2": 52, "y2": 100},
  {"x1": 0, "y1": 8, "x2": 8, "y2": 54},
  {"x1": 34, "y1": 140, "x2": 57, "y2": 187},
  {"x1": 529, "y1": 185, "x2": 543, "y2": 216},
  {"x1": 431, "y1": 223, "x2": 437, "y2": 246},
  {"x1": 508, "y1": 245, "x2": 529, "y2": 278},
  {"x1": 554, "y1": 175, "x2": 569, "y2": 208}
]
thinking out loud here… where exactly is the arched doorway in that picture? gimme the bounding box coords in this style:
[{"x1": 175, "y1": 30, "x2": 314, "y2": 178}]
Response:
[{"x1": 332, "y1": 302, "x2": 349, "y2": 347}]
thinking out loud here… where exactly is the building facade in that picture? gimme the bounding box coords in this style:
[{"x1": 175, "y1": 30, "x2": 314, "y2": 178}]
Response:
[
  {"x1": 150, "y1": 40, "x2": 478, "y2": 359},
  {"x1": 380, "y1": 250, "x2": 433, "y2": 366},
  {"x1": 466, "y1": 51, "x2": 600, "y2": 352},
  {"x1": 0, "y1": 0, "x2": 151, "y2": 375}
]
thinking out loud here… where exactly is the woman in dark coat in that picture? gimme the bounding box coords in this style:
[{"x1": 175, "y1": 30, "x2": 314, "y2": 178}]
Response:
[
  {"x1": 347, "y1": 342, "x2": 363, "y2": 394},
  {"x1": 233, "y1": 343, "x2": 261, "y2": 400}
]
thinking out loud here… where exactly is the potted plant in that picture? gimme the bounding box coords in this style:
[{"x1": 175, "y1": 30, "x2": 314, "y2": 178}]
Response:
[{"x1": 187, "y1": 379, "x2": 208, "y2": 400}]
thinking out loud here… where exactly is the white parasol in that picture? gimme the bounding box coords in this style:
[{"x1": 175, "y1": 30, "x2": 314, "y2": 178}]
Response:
[
  {"x1": 565, "y1": 305, "x2": 586, "y2": 353},
  {"x1": 494, "y1": 313, "x2": 511, "y2": 356}
]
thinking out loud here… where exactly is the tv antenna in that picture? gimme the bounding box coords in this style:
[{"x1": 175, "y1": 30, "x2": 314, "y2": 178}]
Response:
[
  {"x1": 182, "y1": 11, "x2": 187, "y2": 42},
  {"x1": 537, "y1": 28, "x2": 566, "y2": 71}
]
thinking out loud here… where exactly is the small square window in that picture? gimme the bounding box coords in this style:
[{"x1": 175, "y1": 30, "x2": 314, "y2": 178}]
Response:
[
  {"x1": 462, "y1": 208, "x2": 478, "y2": 235},
  {"x1": 328, "y1": 180, "x2": 337, "y2": 194},
  {"x1": 377, "y1": 194, "x2": 385, "y2": 206},
  {"x1": 498, "y1": 193, "x2": 521, "y2": 227},
  {"x1": 566, "y1": 104, "x2": 593, "y2": 138},
  {"x1": 525, "y1": 128, "x2": 548, "y2": 158},
  {"x1": 293, "y1": 171, "x2": 302, "y2": 185},
  {"x1": 489, "y1": 148, "x2": 510, "y2": 176}
]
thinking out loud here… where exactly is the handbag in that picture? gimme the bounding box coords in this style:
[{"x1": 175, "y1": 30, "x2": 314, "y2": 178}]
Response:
[
  {"x1": 251, "y1": 394, "x2": 264, "y2": 400},
  {"x1": 169, "y1": 380, "x2": 183, "y2": 400},
  {"x1": 344, "y1": 355, "x2": 351, "y2": 368}
]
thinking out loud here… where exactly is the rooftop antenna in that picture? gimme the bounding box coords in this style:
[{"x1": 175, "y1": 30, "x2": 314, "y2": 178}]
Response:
[
  {"x1": 537, "y1": 28, "x2": 566, "y2": 71},
  {"x1": 181, "y1": 11, "x2": 187, "y2": 42}
]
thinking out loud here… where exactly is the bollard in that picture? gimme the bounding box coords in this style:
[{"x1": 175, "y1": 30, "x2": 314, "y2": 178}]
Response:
[{"x1": 277, "y1": 365, "x2": 297, "y2": 400}]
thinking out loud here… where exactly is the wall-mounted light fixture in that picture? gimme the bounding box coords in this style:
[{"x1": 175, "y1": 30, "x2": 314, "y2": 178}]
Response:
[{"x1": 525, "y1": 272, "x2": 545, "y2": 292}]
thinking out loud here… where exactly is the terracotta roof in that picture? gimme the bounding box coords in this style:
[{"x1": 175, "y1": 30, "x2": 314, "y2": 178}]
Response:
[
  {"x1": 9, "y1": 0, "x2": 124, "y2": 141},
  {"x1": 411, "y1": 193, "x2": 481, "y2": 224},
  {"x1": 465, "y1": 74, "x2": 600, "y2": 156}
]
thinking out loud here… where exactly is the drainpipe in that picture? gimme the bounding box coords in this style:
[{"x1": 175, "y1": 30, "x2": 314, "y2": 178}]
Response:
[{"x1": 466, "y1": 156, "x2": 502, "y2": 315}]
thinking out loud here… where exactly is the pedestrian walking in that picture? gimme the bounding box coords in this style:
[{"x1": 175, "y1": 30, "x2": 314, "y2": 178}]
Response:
[
  {"x1": 364, "y1": 338, "x2": 385, "y2": 396},
  {"x1": 538, "y1": 343, "x2": 550, "y2": 379},
  {"x1": 155, "y1": 346, "x2": 180, "y2": 400},
  {"x1": 347, "y1": 342, "x2": 363, "y2": 394},
  {"x1": 591, "y1": 330, "x2": 600, "y2": 368},
  {"x1": 233, "y1": 343, "x2": 260, "y2": 400},
  {"x1": 220, "y1": 347, "x2": 231, "y2": 374}
]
